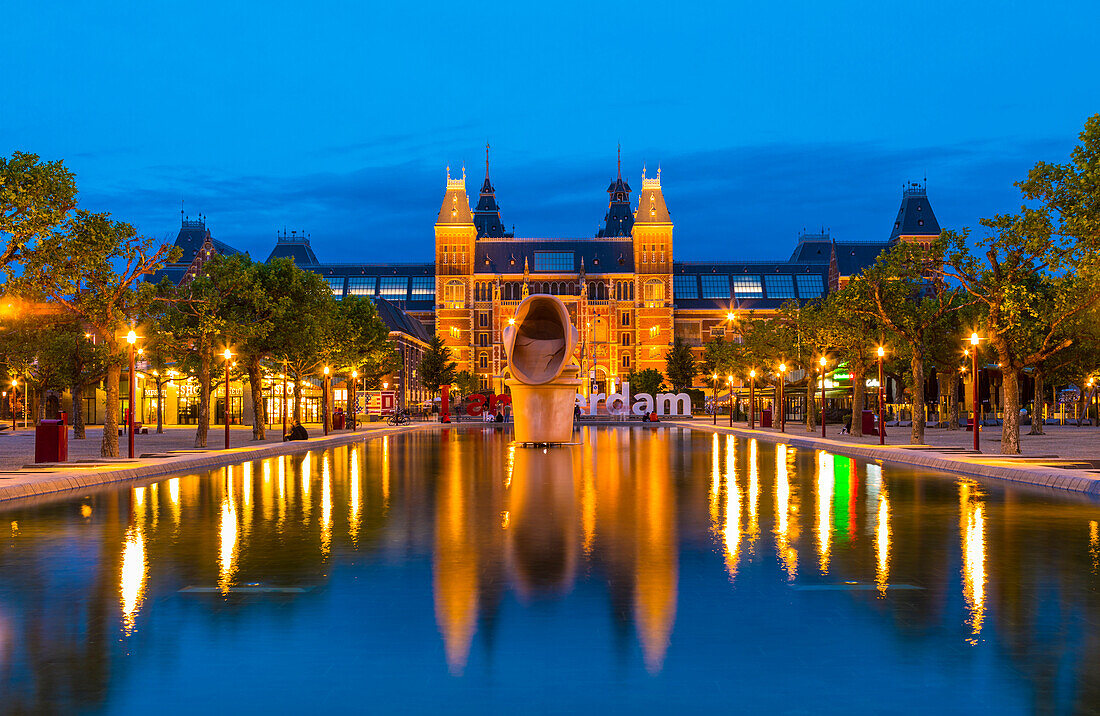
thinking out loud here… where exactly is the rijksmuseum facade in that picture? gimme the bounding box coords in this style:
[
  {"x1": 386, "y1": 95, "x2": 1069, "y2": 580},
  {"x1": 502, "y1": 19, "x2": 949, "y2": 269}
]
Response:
[{"x1": 157, "y1": 153, "x2": 940, "y2": 400}]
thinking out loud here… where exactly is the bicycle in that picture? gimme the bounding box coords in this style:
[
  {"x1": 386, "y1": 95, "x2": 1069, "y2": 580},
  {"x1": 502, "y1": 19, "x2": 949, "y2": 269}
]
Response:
[{"x1": 387, "y1": 410, "x2": 411, "y2": 426}]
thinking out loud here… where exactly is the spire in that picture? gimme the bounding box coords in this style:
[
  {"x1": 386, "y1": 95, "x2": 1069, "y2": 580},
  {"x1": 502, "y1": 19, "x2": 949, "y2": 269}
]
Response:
[
  {"x1": 436, "y1": 167, "x2": 473, "y2": 226},
  {"x1": 635, "y1": 165, "x2": 671, "y2": 224},
  {"x1": 474, "y1": 143, "x2": 511, "y2": 238},
  {"x1": 598, "y1": 147, "x2": 634, "y2": 237}
]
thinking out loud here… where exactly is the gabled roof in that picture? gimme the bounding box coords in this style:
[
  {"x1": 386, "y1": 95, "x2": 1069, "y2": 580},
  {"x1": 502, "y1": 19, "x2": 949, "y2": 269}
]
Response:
[
  {"x1": 889, "y1": 182, "x2": 940, "y2": 240},
  {"x1": 597, "y1": 148, "x2": 634, "y2": 237},
  {"x1": 634, "y1": 170, "x2": 670, "y2": 225},
  {"x1": 146, "y1": 216, "x2": 242, "y2": 284},
  {"x1": 834, "y1": 242, "x2": 889, "y2": 276},
  {"x1": 374, "y1": 298, "x2": 431, "y2": 343},
  {"x1": 266, "y1": 231, "x2": 319, "y2": 265},
  {"x1": 788, "y1": 232, "x2": 833, "y2": 262}
]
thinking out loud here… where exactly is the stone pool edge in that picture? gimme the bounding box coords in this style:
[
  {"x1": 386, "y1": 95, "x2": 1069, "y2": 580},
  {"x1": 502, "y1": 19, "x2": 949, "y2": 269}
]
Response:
[
  {"x1": 0, "y1": 424, "x2": 431, "y2": 503},
  {"x1": 670, "y1": 421, "x2": 1100, "y2": 495}
]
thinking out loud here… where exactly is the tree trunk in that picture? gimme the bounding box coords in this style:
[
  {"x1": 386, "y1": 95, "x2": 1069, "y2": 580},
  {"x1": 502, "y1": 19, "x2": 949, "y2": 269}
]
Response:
[
  {"x1": 850, "y1": 363, "x2": 864, "y2": 438},
  {"x1": 1001, "y1": 368, "x2": 1021, "y2": 454},
  {"x1": 1076, "y1": 380, "x2": 1087, "y2": 426},
  {"x1": 72, "y1": 380, "x2": 85, "y2": 439},
  {"x1": 805, "y1": 374, "x2": 815, "y2": 432},
  {"x1": 37, "y1": 387, "x2": 46, "y2": 423},
  {"x1": 1029, "y1": 372, "x2": 1045, "y2": 435},
  {"x1": 101, "y1": 360, "x2": 120, "y2": 457},
  {"x1": 947, "y1": 371, "x2": 960, "y2": 430},
  {"x1": 247, "y1": 355, "x2": 265, "y2": 440},
  {"x1": 156, "y1": 380, "x2": 164, "y2": 433},
  {"x1": 195, "y1": 346, "x2": 210, "y2": 448},
  {"x1": 910, "y1": 351, "x2": 926, "y2": 444},
  {"x1": 293, "y1": 369, "x2": 303, "y2": 423}
]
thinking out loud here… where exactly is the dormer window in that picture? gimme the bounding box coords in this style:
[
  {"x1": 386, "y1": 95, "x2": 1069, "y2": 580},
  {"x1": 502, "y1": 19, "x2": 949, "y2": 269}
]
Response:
[{"x1": 918, "y1": 219, "x2": 924, "y2": 226}]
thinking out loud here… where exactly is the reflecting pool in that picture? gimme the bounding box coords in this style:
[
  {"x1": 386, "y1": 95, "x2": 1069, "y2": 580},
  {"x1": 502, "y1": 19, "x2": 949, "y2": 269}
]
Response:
[{"x1": 1, "y1": 427, "x2": 1100, "y2": 713}]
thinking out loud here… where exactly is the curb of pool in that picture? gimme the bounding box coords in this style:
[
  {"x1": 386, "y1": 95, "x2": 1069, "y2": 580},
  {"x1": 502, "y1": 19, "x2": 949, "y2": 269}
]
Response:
[
  {"x1": 669, "y1": 421, "x2": 1100, "y2": 495},
  {"x1": 0, "y1": 424, "x2": 432, "y2": 503}
]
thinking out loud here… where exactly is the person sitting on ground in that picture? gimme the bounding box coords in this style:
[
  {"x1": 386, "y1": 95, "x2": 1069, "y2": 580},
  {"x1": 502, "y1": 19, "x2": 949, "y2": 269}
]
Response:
[
  {"x1": 495, "y1": 411, "x2": 504, "y2": 423},
  {"x1": 284, "y1": 419, "x2": 309, "y2": 442},
  {"x1": 649, "y1": 411, "x2": 660, "y2": 423}
]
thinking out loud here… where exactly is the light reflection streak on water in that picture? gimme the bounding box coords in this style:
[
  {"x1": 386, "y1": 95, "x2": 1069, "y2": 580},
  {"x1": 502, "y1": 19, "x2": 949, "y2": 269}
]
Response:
[
  {"x1": 875, "y1": 487, "x2": 890, "y2": 597},
  {"x1": 321, "y1": 455, "x2": 332, "y2": 557},
  {"x1": 382, "y1": 436, "x2": 391, "y2": 508},
  {"x1": 277, "y1": 456, "x2": 287, "y2": 528},
  {"x1": 581, "y1": 453, "x2": 595, "y2": 557},
  {"x1": 722, "y1": 434, "x2": 741, "y2": 580},
  {"x1": 168, "y1": 477, "x2": 180, "y2": 527},
  {"x1": 219, "y1": 470, "x2": 238, "y2": 595},
  {"x1": 960, "y1": 481, "x2": 986, "y2": 644},
  {"x1": 816, "y1": 451, "x2": 834, "y2": 574},
  {"x1": 1090, "y1": 521, "x2": 1099, "y2": 574},
  {"x1": 774, "y1": 443, "x2": 798, "y2": 581},
  {"x1": 709, "y1": 433, "x2": 721, "y2": 530},
  {"x1": 747, "y1": 437, "x2": 759, "y2": 553},
  {"x1": 120, "y1": 488, "x2": 147, "y2": 636},
  {"x1": 149, "y1": 483, "x2": 159, "y2": 531},
  {"x1": 349, "y1": 448, "x2": 361, "y2": 543},
  {"x1": 301, "y1": 453, "x2": 312, "y2": 524}
]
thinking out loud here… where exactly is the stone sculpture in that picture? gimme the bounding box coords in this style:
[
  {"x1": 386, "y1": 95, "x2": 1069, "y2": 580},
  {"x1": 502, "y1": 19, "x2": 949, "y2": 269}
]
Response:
[{"x1": 504, "y1": 294, "x2": 582, "y2": 444}]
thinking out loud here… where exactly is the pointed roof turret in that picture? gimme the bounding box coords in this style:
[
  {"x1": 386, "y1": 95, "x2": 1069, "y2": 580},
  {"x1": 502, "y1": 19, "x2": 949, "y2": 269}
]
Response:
[
  {"x1": 597, "y1": 145, "x2": 634, "y2": 237},
  {"x1": 436, "y1": 166, "x2": 474, "y2": 226},
  {"x1": 473, "y1": 143, "x2": 512, "y2": 238},
  {"x1": 889, "y1": 181, "x2": 940, "y2": 243},
  {"x1": 633, "y1": 166, "x2": 671, "y2": 225}
]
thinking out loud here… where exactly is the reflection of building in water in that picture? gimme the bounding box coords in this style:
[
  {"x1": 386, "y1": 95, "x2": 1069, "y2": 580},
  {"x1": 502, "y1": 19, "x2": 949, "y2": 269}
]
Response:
[
  {"x1": 774, "y1": 443, "x2": 799, "y2": 581},
  {"x1": 633, "y1": 434, "x2": 678, "y2": 673},
  {"x1": 506, "y1": 448, "x2": 578, "y2": 599},
  {"x1": 816, "y1": 451, "x2": 833, "y2": 574}
]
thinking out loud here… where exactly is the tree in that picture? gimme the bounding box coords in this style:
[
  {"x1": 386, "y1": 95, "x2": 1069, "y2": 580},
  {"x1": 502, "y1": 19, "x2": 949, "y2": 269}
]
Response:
[
  {"x1": 0, "y1": 152, "x2": 77, "y2": 272},
  {"x1": 14, "y1": 211, "x2": 177, "y2": 456},
  {"x1": 846, "y1": 237, "x2": 971, "y2": 445},
  {"x1": 664, "y1": 336, "x2": 696, "y2": 391},
  {"x1": 817, "y1": 287, "x2": 880, "y2": 437},
  {"x1": 699, "y1": 335, "x2": 736, "y2": 381},
  {"x1": 419, "y1": 335, "x2": 457, "y2": 398},
  {"x1": 453, "y1": 370, "x2": 479, "y2": 399},
  {"x1": 626, "y1": 368, "x2": 666, "y2": 396}
]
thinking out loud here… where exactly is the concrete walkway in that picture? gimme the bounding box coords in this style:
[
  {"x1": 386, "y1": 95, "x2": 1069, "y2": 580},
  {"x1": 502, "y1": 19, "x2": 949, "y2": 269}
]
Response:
[
  {"x1": 670, "y1": 420, "x2": 1100, "y2": 495},
  {"x1": 0, "y1": 422, "x2": 428, "y2": 503}
]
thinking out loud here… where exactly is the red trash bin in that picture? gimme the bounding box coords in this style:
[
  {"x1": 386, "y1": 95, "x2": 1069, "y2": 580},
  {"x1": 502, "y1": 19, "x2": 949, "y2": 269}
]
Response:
[
  {"x1": 761, "y1": 409, "x2": 773, "y2": 428},
  {"x1": 35, "y1": 418, "x2": 68, "y2": 463}
]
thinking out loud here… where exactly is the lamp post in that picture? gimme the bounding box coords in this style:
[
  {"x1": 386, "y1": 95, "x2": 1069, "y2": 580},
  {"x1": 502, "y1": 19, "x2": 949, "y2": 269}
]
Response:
[
  {"x1": 282, "y1": 360, "x2": 288, "y2": 438},
  {"x1": 223, "y1": 348, "x2": 232, "y2": 449},
  {"x1": 127, "y1": 330, "x2": 137, "y2": 458},
  {"x1": 350, "y1": 370, "x2": 358, "y2": 432},
  {"x1": 877, "y1": 345, "x2": 885, "y2": 445},
  {"x1": 323, "y1": 366, "x2": 330, "y2": 436},
  {"x1": 711, "y1": 373, "x2": 718, "y2": 426},
  {"x1": 749, "y1": 369, "x2": 756, "y2": 429},
  {"x1": 820, "y1": 355, "x2": 827, "y2": 438},
  {"x1": 778, "y1": 363, "x2": 787, "y2": 433},
  {"x1": 970, "y1": 333, "x2": 980, "y2": 451},
  {"x1": 727, "y1": 375, "x2": 734, "y2": 427}
]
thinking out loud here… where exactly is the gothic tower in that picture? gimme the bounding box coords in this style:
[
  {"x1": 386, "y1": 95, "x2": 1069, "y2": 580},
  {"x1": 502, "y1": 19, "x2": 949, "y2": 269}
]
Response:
[
  {"x1": 597, "y1": 146, "x2": 634, "y2": 238},
  {"x1": 435, "y1": 167, "x2": 477, "y2": 374},
  {"x1": 631, "y1": 166, "x2": 674, "y2": 373},
  {"x1": 888, "y1": 181, "x2": 941, "y2": 248}
]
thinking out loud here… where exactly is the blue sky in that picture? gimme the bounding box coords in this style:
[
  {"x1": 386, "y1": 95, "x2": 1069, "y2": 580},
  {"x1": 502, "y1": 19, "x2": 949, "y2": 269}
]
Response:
[{"x1": 2, "y1": 1, "x2": 1097, "y2": 262}]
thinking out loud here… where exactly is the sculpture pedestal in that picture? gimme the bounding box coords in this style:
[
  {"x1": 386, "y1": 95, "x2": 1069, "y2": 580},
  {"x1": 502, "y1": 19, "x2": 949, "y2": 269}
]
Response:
[{"x1": 506, "y1": 372, "x2": 581, "y2": 444}]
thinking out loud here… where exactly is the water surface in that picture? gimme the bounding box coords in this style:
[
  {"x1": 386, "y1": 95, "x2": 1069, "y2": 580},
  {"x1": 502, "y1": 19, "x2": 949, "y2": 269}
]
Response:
[{"x1": 1, "y1": 427, "x2": 1098, "y2": 714}]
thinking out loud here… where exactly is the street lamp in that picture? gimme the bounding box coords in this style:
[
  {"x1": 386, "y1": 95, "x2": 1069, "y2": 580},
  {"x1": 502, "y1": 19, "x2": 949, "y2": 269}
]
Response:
[
  {"x1": 877, "y1": 345, "x2": 886, "y2": 445},
  {"x1": 323, "y1": 366, "x2": 330, "y2": 436},
  {"x1": 749, "y1": 369, "x2": 756, "y2": 429},
  {"x1": 127, "y1": 330, "x2": 137, "y2": 458},
  {"x1": 282, "y1": 361, "x2": 288, "y2": 438},
  {"x1": 820, "y1": 355, "x2": 827, "y2": 438},
  {"x1": 10, "y1": 379, "x2": 16, "y2": 432},
  {"x1": 223, "y1": 348, "x2": 232, "y2": 449},
  {"x1": 711, "y1": 373, "x2": 718, "y2": 426},
  {"x1": 350, "y1": 369, "x2": 358, "y2": 432},
  {"x1": 970, "y1": 332, "x2": 980, "y2": 451},
  {"x1": 778, "y1": 362, "x2": 787, "y2": 433},
  {"x1": 727, "y1": 375, "x2": 734, "y2": 427}
]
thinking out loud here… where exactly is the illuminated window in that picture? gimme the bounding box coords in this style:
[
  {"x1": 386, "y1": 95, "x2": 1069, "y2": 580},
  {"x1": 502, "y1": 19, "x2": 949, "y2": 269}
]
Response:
[
  {"x1": 649, "y1": 325, "x2": 659, "y2": 338},
  {"x1": 797, "y1": 274, "x2": 824, "y2": 298},
  {"x1": 347, "y1": 276, "x2": 374, "y2": 296},
  {"x1": 449, "y1": 326, "x2": 459, "y2": 337},
  {"x1": 444, "y1": 280, "x2": 465, "y2": 306},
  {"x1": 732, "y1": 275, "x2": 763, "y2": 298},
  {"x1": 764, "y1": 274, "x2": 796, "y2": 299},
  {"x1": 643, "y1": 279, "x2": 665, "y2": 305},
  {"x1": 325, "y1": 277, "x2": 345, "y2": 298},
  {"x1": 700, "y1": 274, "x2": 730, "y2": 299},
  {"x1": 674, "y1": 274, "x2": 698, "y2": 299},
  {"x1": 533, "y1": 251, "x2": 574, "y2": 272},
  {"x1": 379, "y1": 276, "x2": 408, "y2": 299},
  {"x1": 411, "y1": 277, "x2": 434, "y2": 299}
]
